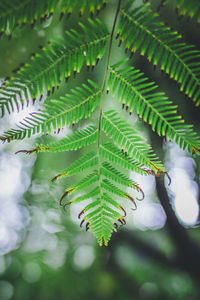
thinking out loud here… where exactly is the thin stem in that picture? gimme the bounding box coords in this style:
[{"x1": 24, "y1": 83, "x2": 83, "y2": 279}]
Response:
[
  {"x1": 96, "y1": 2, "x2": 122, "y2": 243},
  {"x1": 97, "y1": 0, "x2": 122, "y2": 148}
]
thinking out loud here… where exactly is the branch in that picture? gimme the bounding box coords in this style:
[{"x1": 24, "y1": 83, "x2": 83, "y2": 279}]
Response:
[{"x1": 156, "y1": 178, "x2": 200, "y2": 281}]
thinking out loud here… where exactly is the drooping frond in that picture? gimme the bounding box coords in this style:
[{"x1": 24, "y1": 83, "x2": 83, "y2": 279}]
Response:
[
  {"x1": 100, "y1": 162, "x2": 142, "y2": 193},
  {"x1": 100, "y1": 142, "x2": 153, "y2": 175},
  {"x1": 0, "y1": 19, "x2": 109, "y2": 116},
  {"x1": 87, "y1": 193, "x2": 124, "y2": 246},
  {"x1": 48, "y1": 138, "x2": 144, "y2": 246},
  {"x1": 101, "y1": 110, "x2": 166, "y2": 174},
  {"x1": 15, "y1": 125, "x2": 98, "y2": 153},
  {"x1": 51, "y1": 151, "x2": 98, "y2": 181},
  {"x1": 0, "y1": 0, "x2": 59, "y2": 37},
  {"x1": 163, "y1": 0, "x2": 200, "y2": 22},
  {"x1": 0, "y1": 0, "x2": 108, "y2": 37},
  {"x1": 175, "y1": 0, "x2": 200, "y2": 21},
  {"x1": 63, "y1": 187, "x2": 100, "y2": 206},
  {"x1": 58, "y1": 0, "x2": 108, "y2": 19},
  {"x1": 78, "y1": 0, "x2": 108, "y2": 17},
  {"x1": 0, "y1": 80, "x2": 100, "y2": 142},
  {"x1": 61, "y1": 172, "x2": 100, "y2": 198},
  {"x1": 101, "y1": 179, "x2": 137, "y2": 207},
  {"x1": 117, "y1": 1, "x2": 200, "y2": 106},
  {"x1": 107, "y1": 63, "x2": 200, "y2": 155},
  {"x1": 60, "y1": 161, "x2": 129, "y2": 246},
  {"x1": 61, "y1": 173, "x2": 132, "y2": 246}
]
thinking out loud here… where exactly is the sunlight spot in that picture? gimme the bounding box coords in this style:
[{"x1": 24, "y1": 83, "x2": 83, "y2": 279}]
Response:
[
  {"x1": 165, "y1": 142, "x2": 199, "y2": 225},
  {"x1": 130, "y1": 172, "x2": 155, "y2": 195},
  {"x1": 171, "y1": 168, "x2": 199, "y2": 225},
  {"x1": 42, "y1": 209, "x2": 64, "y2": 233},
  {"x1": 8, "y1": 103, "x2": 39, "y2": 126},
  {"x1": 0, "y1": 256, "x2": 6, "y2": 275},
  {"x1": 140, "y1": 282, "x2": 159, "y2": 299},
  {"x1": 23, "y1": 226, "x2": 58, "y2": 252},
  {"x1": 0, "y1": 281, "x2": 13, "y2": 300},
  {"x1": 73, "y1": 245, "x2": 94, "y2": 270},
  {"x1": 37, "y1": 30, "x2": 45, "y2": 37},
  {"x1": 43, "y1": 242, "x2": 68, "y2": 269},
  {"x1": 0, "y1": 156, "x2": 21, "y2": 197},
  {"x1": 0, "y1": 226, "x2": 9, "y2": 246},
  {"x1": 174, "y1": 193, "x2": 199, "y2": 225},
  {"x1": 22, "y1": 262, "x2": 41, "y2": 283},
  {"x1": 170, "y1": 168, "x2": 199, "y2": 225},
  {"x1": 133, "y1": 203, "x2": 166, "y2": 230},
  {"x1": 20, "y1": 47, "x2": 27, "y2": 53}
]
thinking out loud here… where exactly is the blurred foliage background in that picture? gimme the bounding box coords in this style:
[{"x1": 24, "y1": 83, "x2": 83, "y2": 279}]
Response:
[{"x1": 0, "y1": 0, "x2": 200, "y2": 299}]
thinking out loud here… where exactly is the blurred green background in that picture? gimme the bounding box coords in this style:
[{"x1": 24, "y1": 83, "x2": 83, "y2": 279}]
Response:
[{"x1": 0, "y1": 1, "x2": 200, "y2": 299}]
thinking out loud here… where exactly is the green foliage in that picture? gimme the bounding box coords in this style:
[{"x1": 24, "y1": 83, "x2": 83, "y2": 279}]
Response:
[
  {"x1": 0, "y1": 0, "x2": 108, "y2": 37},
  {"x1": 101, "y1": 110, "x2": 166, "y2": 174},
  {"x1": 163, "y1": 0, "x2": 200, "y2": 22},
  {"x1": 117, "y1": 1, "x2": 200, "y2": 106},
  {"x1": 99, "y1": 142, "x2": 152, "y2": 175},
  {"x1": 0, "y1": 19, "x2": 108, "y2": 116},
  {"x1": 107, "y1": 62, "x2": 200, "y2": 154},
  {"x1": 0, "y1": 0, "x2": 200, "y2": 245},
  {"x1": 15, "y1": 125, "x2": 98, "y2": 154},
  {"x1": 1, "y1": 80, "x2": 101, "y2": 141}
]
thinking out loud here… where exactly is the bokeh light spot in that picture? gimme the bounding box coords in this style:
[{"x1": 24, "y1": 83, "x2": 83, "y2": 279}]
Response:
[
  {"x1": 22, "y1": 262, "x2": 41, "y2": 283},
  {"x1": 0, "y1": 281, "x2": 14, "y2": 300},
  {"x1": 73, "y1": 245, "x2": 94, "y2": 270}
]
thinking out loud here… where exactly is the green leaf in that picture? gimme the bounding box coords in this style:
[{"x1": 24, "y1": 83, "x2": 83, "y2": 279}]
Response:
[
  {"x1": 108, "y1": 63, "x2": 200, "y2": 155},
  {"x1": 0, "y1": 0, "x2": 108, "y2": 37},
  {"x1": 118, "y1": 1, "x2": 200, "y2": 106},
  {"x1": 51, "y1": 152, "x2": 98, "y2": 181},
  {"x1": 15, "y1": 125, "x2": 98, "y2": 153},
  {"x1": 0, "y1": 80, "x2": 100, "y2": 142},
  {"x1": 100, "y1": 162, "x2": 143, "y2": 193},
  {"x1": 100, "y1": 141, "x2": 154, "y2": 175},
  {"x1": 57, "y1": 151, "x2": 142, "y2": 246},
  {"x1": 101, "y1": 110, "x2": 166, "y2": 174},
  {"x1": 164, "y1": 0, "x2": 200, "y2": 22},
  {"x1": 0, "y1": 19, "x2": 109, "y2": 115}
]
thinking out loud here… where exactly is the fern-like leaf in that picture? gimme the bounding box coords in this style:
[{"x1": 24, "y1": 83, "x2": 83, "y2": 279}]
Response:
[
  {"x1": 101, "y1": 110, "x2": 166, "y2": 174},
  {"x1": 15, "y1": 108, "x2": 157, "y2": 245},
  {"x1": 46, "y1": 108, "x2": 168, "y2": 245},
  {"x1": 51, "y1": 152, "x2": 98, "y2": 181},
  {"x1": 61, "y1": 172, "x2": 100, "y2": 198},
  {"x1": 100, "y1": 142, "x2": 153, "y2": 175},
  {"x1": 0, "y1": 80, "x2": 100, "y2": 142},
  {"x1": 117, "y1": 1, "x2": 200, "y2": 106},
  {"x1": 175, "y1": 0, "x2": 200, "y2": 21},
  {"x1": 107, "y1": 63, "x2": 200, "y2": 154},
  {"x1": 163, "y1": 0, "x2": 200, "y2": 22},
  {"x1": 101, "y1": 179, "x2": 137, "y2": 207},
  {"x1": 61, "y1": 171, "x2": 132, "y2": 246},
  {"x1": 50, "y1": 132, "x2": 147, "y2": 245},
  {"x1": 15, "y1": 125, "x2": 98, "y2": 153},
  {"x1": 63, "y1": 187, "x2": 100, "y2": 206},
  {"x1": 5, "y1": 0, "x2": 198, "y2": 246},
  {"x1": 0, "y1": 0, "x2": 108, "y2": 37},
  {"x1": 0, "y1": 19, "x2": 109, "y2": 115},
  {"x1": 0, "y1": 0, "x2": 59, "y2": 37},
  {"x1": 100, "y1": 162, "x2": 142, "y2": 193}
]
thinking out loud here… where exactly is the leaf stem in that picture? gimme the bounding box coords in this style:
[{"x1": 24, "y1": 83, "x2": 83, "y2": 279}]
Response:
[{"x1": 97, "y1": 0, "x2": 122, "y2": 148}]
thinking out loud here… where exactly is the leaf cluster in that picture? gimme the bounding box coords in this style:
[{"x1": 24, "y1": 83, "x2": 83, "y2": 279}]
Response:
[{"x1": 0, "y1": 0, "x2": 200, "y2": 245}]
